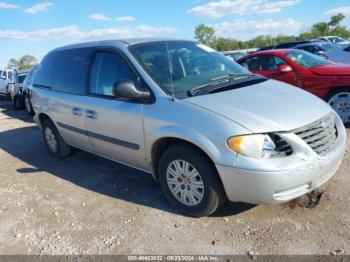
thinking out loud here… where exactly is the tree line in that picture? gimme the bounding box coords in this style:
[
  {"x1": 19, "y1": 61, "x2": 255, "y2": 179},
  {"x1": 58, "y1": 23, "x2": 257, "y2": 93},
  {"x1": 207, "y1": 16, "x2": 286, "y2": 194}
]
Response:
[
  {"x1": 6, "y1": 55, "x2": 37, "y2": 70},
  {"x1": 195, "y1": 13, "x2": 350, "y2": 51}
]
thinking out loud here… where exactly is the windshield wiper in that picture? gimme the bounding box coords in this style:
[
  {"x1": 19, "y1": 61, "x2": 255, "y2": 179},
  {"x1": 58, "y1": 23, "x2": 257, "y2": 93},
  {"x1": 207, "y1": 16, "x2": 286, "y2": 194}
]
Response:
[{"x1": 188, "y1": 73, "x2": 252, "y2": 97}]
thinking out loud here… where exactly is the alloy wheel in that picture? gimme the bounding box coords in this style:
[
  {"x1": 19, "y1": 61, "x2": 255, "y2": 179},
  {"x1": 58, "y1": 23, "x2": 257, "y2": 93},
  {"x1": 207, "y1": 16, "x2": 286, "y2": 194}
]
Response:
[
  {"x1": 44, "y1": 127, "x2": 58, "y2": 154},
  {"x1": 166, "y1": 160, "x2": 204, "y2": 206},
  {"x1": 328, "y1": 92, "x2": 350, "y2": 124}
]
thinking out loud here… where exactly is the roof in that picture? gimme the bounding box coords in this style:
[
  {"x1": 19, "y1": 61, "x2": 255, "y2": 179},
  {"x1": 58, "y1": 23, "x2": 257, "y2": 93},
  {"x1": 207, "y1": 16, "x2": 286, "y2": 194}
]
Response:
[
  {"x1": 15, "y1": 69, "x2": 30, "y2": 74},
  {"x1": 51, "y1": 38, "x2": 195, "y2": 53},
  {"x1": 246, "y1": 49, "x2": 292, "y2": 55}
]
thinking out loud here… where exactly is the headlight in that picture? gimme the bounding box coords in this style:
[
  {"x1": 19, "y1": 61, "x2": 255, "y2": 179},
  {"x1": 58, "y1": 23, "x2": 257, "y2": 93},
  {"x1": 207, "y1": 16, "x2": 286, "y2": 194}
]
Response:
[{"x1": 227, "y1": 134, "x2": 292, "y2": 158}]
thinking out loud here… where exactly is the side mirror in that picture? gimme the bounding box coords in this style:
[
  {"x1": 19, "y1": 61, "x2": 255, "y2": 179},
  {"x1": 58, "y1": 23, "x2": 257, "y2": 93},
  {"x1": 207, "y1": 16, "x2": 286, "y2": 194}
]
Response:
[
  {"x1": 278, "y1": 64, "x2": 293, "y2": 73},
  {"x1": 113, "y1": 80, "x2": 150, "y2": 100},
  {"x1": 0, "y1": 76, "x2": 5, "y2": 80}
]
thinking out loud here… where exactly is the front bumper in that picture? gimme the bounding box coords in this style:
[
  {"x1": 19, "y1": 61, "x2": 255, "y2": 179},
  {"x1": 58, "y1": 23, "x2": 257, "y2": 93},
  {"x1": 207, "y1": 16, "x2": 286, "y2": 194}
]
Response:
[{"x1": 216, "y1": 116, "x2": 347, "y2": 204}]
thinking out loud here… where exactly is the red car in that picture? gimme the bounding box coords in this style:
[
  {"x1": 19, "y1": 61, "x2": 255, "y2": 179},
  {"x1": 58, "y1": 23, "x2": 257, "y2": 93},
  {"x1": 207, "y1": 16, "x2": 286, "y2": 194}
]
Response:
[{"x1": 237, "y1": 49, "x2": 350, "y2": 124}]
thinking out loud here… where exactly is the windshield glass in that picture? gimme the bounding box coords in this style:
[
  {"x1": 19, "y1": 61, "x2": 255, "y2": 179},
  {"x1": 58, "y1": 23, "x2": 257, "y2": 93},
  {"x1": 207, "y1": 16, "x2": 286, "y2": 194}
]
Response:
[
  {"x1": 225, "y1": 53, "x2": 246, "y2": 61},
  {"x1": 329, "y1": 37, "x2": 347, "y2": 44},
  {"x1": 319, "y1": 42, "x2": 338, "y2": 50},
  {"x1": 286, "y1": 50, "x2": 331, "y2": 68},
  {"x1": 17, "y1": 74, "x2": 27, "y2": 84},
  {"x1": 129, "y1": 41, "x2": 250, "y2": 96}
]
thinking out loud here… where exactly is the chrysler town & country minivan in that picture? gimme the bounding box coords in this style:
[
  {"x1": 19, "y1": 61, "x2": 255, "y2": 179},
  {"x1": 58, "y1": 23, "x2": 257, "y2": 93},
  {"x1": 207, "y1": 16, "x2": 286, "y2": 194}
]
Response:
[{"x1": 31, "y1": 39, "x2": 346, "y2": 217}]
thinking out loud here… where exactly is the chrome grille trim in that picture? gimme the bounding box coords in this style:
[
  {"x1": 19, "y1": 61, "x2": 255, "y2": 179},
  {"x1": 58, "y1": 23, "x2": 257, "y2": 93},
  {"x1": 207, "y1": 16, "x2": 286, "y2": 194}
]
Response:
[{"x1": 294, "y1": 114, "x2": 338, "y2": 156}]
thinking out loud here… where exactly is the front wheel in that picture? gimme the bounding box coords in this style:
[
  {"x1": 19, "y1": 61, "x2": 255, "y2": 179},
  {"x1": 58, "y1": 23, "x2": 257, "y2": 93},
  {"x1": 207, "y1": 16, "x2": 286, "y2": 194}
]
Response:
[
  {"x1": 327, "y1": 88, "x2": 350, "y2": 125},
  {"x1": 158, "y1": 145, "x2": 226, "y2": 217}
]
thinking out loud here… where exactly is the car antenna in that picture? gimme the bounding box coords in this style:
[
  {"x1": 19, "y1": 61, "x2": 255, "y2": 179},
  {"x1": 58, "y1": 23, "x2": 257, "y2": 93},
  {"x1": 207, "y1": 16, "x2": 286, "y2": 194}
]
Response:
[{"x1": 165, "y1": 39, "x2": 175, "y2": 101}]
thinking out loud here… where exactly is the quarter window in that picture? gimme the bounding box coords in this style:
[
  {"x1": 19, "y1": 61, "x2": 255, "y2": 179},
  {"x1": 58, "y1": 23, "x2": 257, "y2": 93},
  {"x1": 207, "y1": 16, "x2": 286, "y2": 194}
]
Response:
[
  {"x1": 90, "y1": 52, "x2": 137, "y2": 97},
  {"x1": 52, "y1": 48, "x2": 92, "y2": 95},
  {"x1": 33, "y1": 52, "x2": 59, "y2": 87}
]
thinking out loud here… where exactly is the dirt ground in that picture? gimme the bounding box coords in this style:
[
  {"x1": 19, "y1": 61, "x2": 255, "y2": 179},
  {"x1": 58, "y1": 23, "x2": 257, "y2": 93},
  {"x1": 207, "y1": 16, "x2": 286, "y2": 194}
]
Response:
[{"x1": 0, "y1": 98, "x2": 349, "y2": 256}]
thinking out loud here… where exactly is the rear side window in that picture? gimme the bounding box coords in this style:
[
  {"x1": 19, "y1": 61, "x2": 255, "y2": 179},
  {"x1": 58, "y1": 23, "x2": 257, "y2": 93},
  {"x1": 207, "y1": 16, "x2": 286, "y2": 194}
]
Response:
[
  {"x1": 90, "y1": 52, "x2": 137, "y2": 97},
  {"x1": 52, "y1": 48, "x2": 92, "y2": 95},
  {"x1": 33, "y1": 52, "x2": 58, "y2": 88}
]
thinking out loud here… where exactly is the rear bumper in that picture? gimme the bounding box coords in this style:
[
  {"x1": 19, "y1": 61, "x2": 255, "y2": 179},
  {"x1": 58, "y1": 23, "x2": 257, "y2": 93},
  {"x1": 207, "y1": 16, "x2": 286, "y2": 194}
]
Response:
[{"x1": 216, "y1": 127, "x2": 346, "y2": 204}]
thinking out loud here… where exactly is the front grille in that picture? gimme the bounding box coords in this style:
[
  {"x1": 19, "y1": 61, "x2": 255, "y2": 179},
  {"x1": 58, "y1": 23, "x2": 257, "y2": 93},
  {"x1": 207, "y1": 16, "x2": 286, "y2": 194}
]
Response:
[
  {"x1": 270, "y1": 134, "x2": 293, "y2": 157},
  {"x1": 294, "y1": 114, "x2": 338, "y2": 156}
]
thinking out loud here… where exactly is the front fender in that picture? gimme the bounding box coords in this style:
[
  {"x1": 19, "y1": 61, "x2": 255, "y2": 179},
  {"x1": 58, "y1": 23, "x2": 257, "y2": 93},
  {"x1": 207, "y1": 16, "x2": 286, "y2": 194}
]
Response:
[{"x1": 146, "y1": 125, "x2": 235, "y2": 167}]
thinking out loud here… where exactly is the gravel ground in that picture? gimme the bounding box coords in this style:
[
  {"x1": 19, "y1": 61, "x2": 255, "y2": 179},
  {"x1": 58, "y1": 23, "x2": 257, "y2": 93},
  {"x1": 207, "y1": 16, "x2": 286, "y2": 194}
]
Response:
[{"x1": 0, "y1": 99, "x2": 349, "y2": 256}]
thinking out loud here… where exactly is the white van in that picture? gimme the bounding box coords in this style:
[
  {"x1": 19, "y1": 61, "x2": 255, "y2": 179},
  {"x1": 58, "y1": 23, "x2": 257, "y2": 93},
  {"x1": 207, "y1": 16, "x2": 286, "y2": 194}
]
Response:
[{"x1": 0, "y1": 69, "x2": 14, "y2": 98}]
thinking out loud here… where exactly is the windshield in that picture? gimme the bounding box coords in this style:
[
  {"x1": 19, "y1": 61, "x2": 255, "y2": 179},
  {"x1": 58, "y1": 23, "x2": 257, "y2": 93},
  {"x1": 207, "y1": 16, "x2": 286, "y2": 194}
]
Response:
[
  {"x1": 286, "y1": 50, "x2": 331, "y2": 68},
  {"x1": 319, "y1": 42, "x2": 338, "y2": 51},
  {"x1": 17, "y1": 74, "x2": 27, "y2": 84},
  {"x1": 226, "y1": 53, "x2": 246, "y2": 61},
  {"x1": 129, "y1": 41, "x2": 250, "y2": 96},
  {"x1": 329, "y1": 37, "x2": 347, "y2": 44}
]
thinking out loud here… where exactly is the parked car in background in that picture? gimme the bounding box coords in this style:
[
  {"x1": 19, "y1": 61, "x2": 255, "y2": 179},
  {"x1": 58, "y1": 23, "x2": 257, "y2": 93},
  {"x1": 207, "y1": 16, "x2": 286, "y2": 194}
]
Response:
[
  {"x1": 8, "y1": 70, "x2": 29, "y2": 110},
  {"x1": 273, "y1": 40, "x2": 311, "y2": 49},
  {"x1": 31, "y1": 39, "x2": 346, "y2": 217},
  {"x1": 325, "y1": 45, "x2": 350, "y2": 64},
  {"x1": 22, "y1": 66, "x2": 37, "y2": 115},
  {"x1": 293, "y1": 43, "x2": 328, "y2": 58},
  {"x1": 257, "y1": 45, "x2": 275, "y2": 51},
  {"x1": 0, "y1": 69, "x2": 14, "y2": 99},
  {"x1": 223, "y1": 51, "x2": 247, "y2": 61},
  {"x1": 315, "y1": 41, "x2": 340, "y2": 51},
  {"x1": 238, "y1": 49, "x2": 350, "y2": 124},
  {"x1": 316, "y1": 36, "x2": 350, "y2": 46}
]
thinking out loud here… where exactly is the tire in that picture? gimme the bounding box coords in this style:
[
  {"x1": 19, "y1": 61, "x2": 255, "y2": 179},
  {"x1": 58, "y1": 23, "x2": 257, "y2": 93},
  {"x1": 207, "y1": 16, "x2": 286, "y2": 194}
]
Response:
[
  {"x1": 158, "y1": 145, "x2": 226, "y2": 217},
  {"x1": 6, "y1": 86, "x2": 11, "y2": 101},
  {"x1": 24, "y1": 94, "x2": 35, "y2": 115},
  {"x1": 42, "y1": 118, "x2": 71, "y2": 159},
  {"x1": 12, "y1": 95, "x2": 23, "y2": 111},
  {"x1": 326, "y1": 88, "x2": 350, "y2": 125}
]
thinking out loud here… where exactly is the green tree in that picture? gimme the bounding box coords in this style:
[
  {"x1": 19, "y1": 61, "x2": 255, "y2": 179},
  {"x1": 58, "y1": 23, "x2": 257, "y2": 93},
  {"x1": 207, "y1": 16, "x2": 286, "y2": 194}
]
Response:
[
  {"x1": 212, "y1": 37, "x2": 240, "y2": 51},
  {"x1": 193, "y1": 13, "x2": 350, "y2": 51},
  {"x1": 194, "y1": 24, "x2": 216, "y2": 46},
  {"x1": 7, "y1": 58, "x2": 19, "y2": 70},
  {"x1": 7, "y1": 55, "x2": 37, "y2": 70}
]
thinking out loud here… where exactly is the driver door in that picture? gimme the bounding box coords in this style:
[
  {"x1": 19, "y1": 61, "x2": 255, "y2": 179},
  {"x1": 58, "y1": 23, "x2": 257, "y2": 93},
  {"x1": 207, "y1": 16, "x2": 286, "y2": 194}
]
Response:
[{"x1": 264, "y1": 56, "x2": 299, "y2": 87}]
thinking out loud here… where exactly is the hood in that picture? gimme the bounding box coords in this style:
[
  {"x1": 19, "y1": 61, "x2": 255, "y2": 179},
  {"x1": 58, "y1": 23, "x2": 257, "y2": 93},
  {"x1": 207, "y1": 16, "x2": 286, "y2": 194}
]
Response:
[
  {"x1": 184, "y1": 80, "x2": 332, "y2": 133},
  {"x1": 309, "y1": 64, "x2": 350, "y2": 76}
]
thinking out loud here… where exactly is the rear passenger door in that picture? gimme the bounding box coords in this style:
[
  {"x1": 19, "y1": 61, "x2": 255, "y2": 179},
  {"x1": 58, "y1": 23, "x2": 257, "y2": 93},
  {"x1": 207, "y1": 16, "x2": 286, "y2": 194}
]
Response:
[
  {"x1": 83, "y1": 49, "x2": 146, "y2": 170},
  {"x1": 35, "y1": 48, "x2": 94, "y2": 152}
]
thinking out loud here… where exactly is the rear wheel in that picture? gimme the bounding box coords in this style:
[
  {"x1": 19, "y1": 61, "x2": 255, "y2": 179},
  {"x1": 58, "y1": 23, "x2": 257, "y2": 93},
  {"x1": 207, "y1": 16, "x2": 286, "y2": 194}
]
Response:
[
  {"x1": 42, "y1": 119, "x2": 71, "y2": 159},
  {"x1": 24, "y1": 94, "x2": 34, "y2": 115},
  {"x1": 327, "y1": 88, "x2": 350, "y2": 125},
  {"x1": 158, "y1": 145, "x2": 226, "y2": 217}
]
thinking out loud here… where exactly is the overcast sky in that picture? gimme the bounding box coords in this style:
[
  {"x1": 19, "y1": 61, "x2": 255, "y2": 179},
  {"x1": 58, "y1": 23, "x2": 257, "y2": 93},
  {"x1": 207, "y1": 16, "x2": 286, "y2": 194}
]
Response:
[{"x1": 1, "y1": 0, "x2": 350, "y2": 68}]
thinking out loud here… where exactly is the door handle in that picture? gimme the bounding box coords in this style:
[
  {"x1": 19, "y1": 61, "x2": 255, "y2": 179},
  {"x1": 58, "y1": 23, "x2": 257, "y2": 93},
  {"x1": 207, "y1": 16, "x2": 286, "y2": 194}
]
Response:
[
  {"x1": 72, "y1": 107, "x2": 82, "y2": 116},
  {"x1": 85, "y1": 109, "x2": 97, "y2": 119}
]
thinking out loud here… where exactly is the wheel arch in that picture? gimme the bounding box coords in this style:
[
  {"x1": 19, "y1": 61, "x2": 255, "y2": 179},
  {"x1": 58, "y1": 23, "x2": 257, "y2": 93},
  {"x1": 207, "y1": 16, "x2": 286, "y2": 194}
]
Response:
[
  {"x1": 150, "y1": 135, "x2": 222, "y2": 183},
  {"x1": 37, "y1": 112, "x2": 52, "y2": 128},
  {"x1": 325, "y1": 86, "x2": 350, "y2": 101}
]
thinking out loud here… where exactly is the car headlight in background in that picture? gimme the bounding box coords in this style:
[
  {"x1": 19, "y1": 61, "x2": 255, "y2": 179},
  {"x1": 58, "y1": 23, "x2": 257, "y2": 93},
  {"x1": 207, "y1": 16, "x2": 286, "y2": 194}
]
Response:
[{"x1": 227, "y1": 134, "x2": 292, "y2": 158}]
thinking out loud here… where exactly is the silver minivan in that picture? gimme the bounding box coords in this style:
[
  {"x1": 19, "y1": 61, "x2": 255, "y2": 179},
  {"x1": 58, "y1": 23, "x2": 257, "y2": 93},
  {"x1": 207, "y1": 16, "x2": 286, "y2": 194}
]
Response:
[{"x1": 32, "y1": 39, "x2": 346, "y2": 217}]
